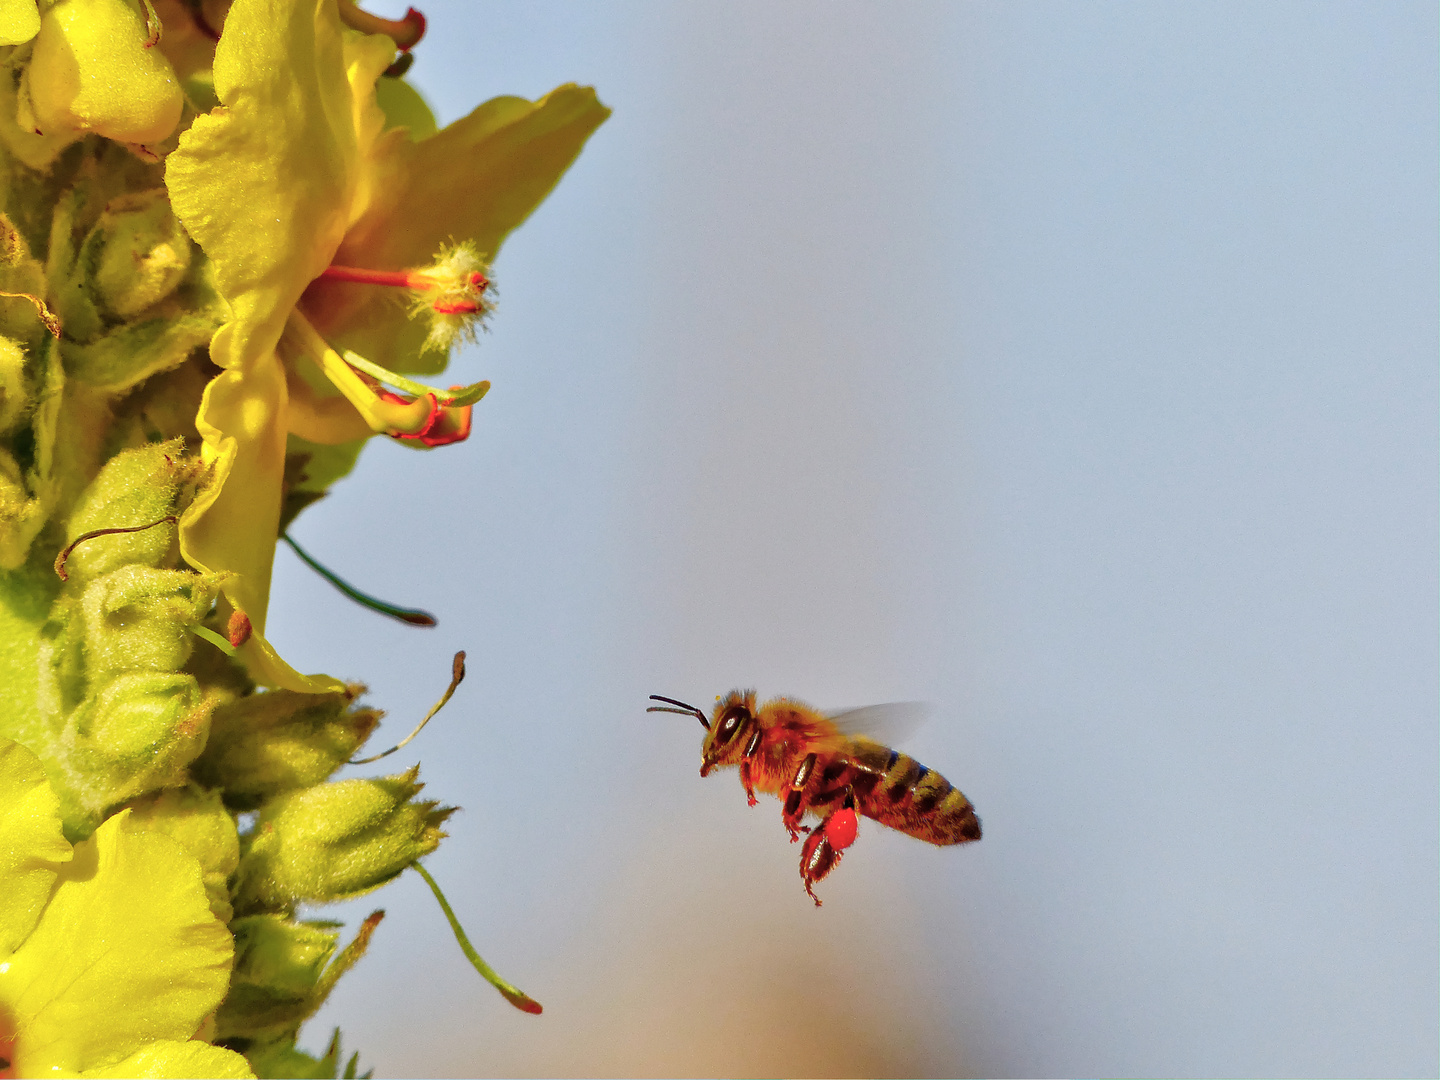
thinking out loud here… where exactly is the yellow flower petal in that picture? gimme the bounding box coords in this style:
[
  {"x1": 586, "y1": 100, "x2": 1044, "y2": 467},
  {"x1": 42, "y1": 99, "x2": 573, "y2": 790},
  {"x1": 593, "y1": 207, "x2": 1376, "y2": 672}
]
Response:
[
  {"x1": 79, "y1": 1039, "x2": 255, "y2": 1078},
  {"x1": 306, "y1": 83, "x2": 611, "y2": 374},
  {"x1": 165, "y1": 0, "x2": 395, "y2": 693},
  {"x1": 166, "y1": 0, "x2": 358, "y2": 356},
  {"x1": 184, "y1": 355, "x2": 344, "y2": 692},
  {"x1": 0, "y1": 739, "x2": 72, "y2": 957},
  {"x1": 0, "y1": 811, "x2": 232, "y2": 1075}
]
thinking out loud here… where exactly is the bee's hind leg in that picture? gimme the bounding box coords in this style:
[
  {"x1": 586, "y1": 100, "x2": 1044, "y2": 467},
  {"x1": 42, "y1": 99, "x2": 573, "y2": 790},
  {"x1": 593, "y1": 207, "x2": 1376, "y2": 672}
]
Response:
[{"x1": 799, "y1": 825, "x2": 842, "y2": 907}]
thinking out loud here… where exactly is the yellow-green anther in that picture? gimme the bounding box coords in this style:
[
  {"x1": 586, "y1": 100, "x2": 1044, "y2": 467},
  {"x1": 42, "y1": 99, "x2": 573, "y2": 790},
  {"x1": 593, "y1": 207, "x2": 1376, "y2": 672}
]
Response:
[
  {"x1": 90, "y1": 189, "x2": 194, "y2": 318},
  {"x1": 193, "y1": 688, "x2": 382, "y2": 809},
  {"x1": 234, "y1": 768, "x2": 453, "y2": 910},
  {"x1": 23, "y1": 0, "x2": 184, "y2": 146}
]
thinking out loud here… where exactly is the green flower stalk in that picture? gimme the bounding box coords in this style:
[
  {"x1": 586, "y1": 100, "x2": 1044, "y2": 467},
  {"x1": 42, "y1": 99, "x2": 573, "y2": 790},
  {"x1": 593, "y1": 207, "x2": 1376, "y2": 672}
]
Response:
[{"x1": 0, "y1": 1, "x2": 607, "y2": 1075}]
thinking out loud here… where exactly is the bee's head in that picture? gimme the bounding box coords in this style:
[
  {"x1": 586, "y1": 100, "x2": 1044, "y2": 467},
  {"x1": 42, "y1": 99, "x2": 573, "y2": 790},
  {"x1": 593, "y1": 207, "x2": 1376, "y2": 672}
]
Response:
[
  {"x1": 647, "y1": 688, "x2": 760, "y2": 776},
  {"x1": 695, "y1": 688, "x2": 757, "y2": 776}
]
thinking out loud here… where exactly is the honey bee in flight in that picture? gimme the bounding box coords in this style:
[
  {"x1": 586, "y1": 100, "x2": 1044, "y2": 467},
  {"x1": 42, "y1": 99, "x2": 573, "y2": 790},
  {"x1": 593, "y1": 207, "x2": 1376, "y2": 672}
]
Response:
[{"x1": 648, "y1": 689, "x2": 981, "y2": 905}]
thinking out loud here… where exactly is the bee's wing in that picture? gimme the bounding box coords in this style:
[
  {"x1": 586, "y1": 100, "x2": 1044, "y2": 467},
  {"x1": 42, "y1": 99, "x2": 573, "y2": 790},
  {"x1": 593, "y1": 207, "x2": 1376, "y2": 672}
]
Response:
[{"x1": 825, "y1": 702, "x2": 929, "y2": 745}]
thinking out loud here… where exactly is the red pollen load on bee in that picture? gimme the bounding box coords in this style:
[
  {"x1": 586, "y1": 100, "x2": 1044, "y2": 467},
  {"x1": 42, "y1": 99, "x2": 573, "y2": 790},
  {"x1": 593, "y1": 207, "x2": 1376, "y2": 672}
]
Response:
[{"x1": 823, "y1": 807, "x2": 859, "y2": 850}]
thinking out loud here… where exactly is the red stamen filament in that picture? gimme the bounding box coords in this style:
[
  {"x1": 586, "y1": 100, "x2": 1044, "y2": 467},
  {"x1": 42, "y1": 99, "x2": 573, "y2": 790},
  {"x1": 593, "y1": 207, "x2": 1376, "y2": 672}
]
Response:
[
  {"x1": 318, "y1": 264, "x2": 488, "y2": 295},
  {"x1": 339, "y1": 4, "x2": 427, "y2": 51}
]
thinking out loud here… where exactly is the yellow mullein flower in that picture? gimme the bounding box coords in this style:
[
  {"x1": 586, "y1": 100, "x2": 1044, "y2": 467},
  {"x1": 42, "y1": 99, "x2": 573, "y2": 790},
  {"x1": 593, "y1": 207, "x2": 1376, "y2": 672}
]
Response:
[
  {"x1": 0, "y1": 739, "x2": 251, "y2": 1079},
  {"x1": 165, "y1": 0, "x2": 607, "y2": 693}
]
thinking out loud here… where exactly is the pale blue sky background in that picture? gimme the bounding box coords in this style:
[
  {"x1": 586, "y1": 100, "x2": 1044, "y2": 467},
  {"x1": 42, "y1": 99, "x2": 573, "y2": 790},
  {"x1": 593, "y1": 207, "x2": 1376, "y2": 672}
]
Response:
[{"x1": 267, "y1": 3, "x2": 1436, "y2": 1076}]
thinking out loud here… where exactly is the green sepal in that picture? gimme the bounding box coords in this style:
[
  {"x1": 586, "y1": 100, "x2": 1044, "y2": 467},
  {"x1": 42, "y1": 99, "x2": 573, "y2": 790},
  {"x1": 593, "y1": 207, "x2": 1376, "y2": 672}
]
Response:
[
  {"x1": 218, "y1": 913, "x2": 382, "y2": 1054},
  {"x1": 79, "y1": 564, "x2": 220, "y2": 678},
  {"x1": 88, "y1": 188, "x2": 193, "y2": 319},
  {"x1": 56, "y1": 669, "x2": 212, "y2": 834},
  {"x1": 192, "y1": 687, "x2": 381, "y2": 810},
  {"x1": 241, "y1": 1028, "x2": 368, "y2": 1080},
  {"x1": 233, "y1": 768, "x2": 453, "y2": 911},
  {"x1": 216, "y1": 914, "x2": 340, "y2": 1041}
]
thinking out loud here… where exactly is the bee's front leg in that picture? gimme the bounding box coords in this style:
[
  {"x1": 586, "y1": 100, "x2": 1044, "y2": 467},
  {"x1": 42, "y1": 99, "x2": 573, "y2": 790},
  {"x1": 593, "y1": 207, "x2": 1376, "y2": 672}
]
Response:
[
  {"x1": 739, "y1": 728, "x2": 762, "y2": 807},
  {"x1": 782, "y1": 752, "x2": 818, "y2": 842}
]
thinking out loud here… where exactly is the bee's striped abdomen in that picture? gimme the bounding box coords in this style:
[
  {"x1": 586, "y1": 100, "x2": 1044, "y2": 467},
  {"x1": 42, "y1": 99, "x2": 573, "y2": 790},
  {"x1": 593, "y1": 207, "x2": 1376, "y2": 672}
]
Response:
[{"x1": 849, "y1": 743, "x2": 981, "y2": 846}]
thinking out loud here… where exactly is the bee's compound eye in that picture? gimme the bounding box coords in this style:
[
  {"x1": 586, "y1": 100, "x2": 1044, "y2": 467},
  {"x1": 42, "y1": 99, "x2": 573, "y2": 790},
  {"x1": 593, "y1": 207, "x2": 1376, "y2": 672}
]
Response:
[{"x1": 718, "y1": 705, "x2": 749, "y2": 742}]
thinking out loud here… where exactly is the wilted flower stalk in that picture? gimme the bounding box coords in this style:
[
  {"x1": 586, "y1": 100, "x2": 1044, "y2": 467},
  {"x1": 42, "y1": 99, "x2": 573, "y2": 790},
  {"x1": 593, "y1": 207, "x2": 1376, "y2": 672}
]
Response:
[{"x1": 0, "y1": 1, "x2": 606, "y2": 1076}]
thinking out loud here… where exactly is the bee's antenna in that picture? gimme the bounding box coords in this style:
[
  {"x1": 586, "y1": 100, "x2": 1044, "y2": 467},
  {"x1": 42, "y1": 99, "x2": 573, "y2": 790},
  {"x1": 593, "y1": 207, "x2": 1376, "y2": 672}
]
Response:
[{"x1": 647, "y1": 694, "x2": 710, "y2": 730}]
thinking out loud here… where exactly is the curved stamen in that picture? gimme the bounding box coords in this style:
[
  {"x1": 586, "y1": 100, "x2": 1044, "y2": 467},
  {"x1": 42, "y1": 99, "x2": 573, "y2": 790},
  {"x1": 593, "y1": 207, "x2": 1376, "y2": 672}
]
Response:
[
  {"x1": 339, "y1": 2, "x2": 426, "y2": 50},
  {"x1": 350, "y1": 651, "x2": 464, "y2": 765},
  {"x1": 410, "y1": 860, "x2": 543, "y2": 1015},
  {"x1": 283, "y1": 533, "x2": 437, "y2": 627}
]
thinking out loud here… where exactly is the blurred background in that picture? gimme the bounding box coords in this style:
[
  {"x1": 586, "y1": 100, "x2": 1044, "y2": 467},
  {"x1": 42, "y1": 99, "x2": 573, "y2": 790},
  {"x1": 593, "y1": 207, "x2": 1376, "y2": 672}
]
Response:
[{"x1": 267, "y1": 2, "x2": 1437, "y2": 1076}]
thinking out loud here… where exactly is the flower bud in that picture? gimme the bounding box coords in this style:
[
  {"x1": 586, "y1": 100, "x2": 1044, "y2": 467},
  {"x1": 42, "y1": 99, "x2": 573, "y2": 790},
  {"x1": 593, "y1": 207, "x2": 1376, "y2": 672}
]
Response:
[
  {"x1": 234, "y1": 768, "x2": 453, "y2": 911},
  {"x1": 0, "y1": 445, "x2": 45, "y2": 567},
  {"x1": 62, "y1": 440, "x2": 189, "y2": 583},
  {"x1": 193, "y1": 688, "x2": 382, "y2": 810},
  {"x1": 22, "y1": 0, "x2": 184, "y2": 146},
  {"x1": 61, "y1": 670, "x2": 212, "y2": 823},
  {"x1": 0, "y1": 213, "x2": 52, "y2": 345},
  {"x1": 88, "y1": 189, "x2": 194, "y2": 319},
  {"x1": 215, "y1": 915, "x2": 340, "y2": 1041},
  {"x1": 80, "y1": 564, "x2": 219, "y2": 678},
  {"x1": 125, "y1": 784, "x2": 240, "y2": 922},
  {"x1": 0, "y1": 335, "x2": 29, "y2": 433}
]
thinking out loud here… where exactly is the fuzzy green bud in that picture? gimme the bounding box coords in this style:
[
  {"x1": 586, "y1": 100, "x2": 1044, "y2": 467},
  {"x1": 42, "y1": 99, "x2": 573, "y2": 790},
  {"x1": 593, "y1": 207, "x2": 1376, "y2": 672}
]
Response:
[
  {"x1": 0, "y1": 213, "x2": 51, "y2": 345},
  {"x1": 125, "y1": 784, "x2": 240, "y2": 922},
  {"x1": 62, "y1": 440, "x2": 189, "y2": 583},
  {"x1": 80, "y1": 564, "x2": 217, "y2": 677},
  {"x1": 234, "y1": 769, "x2": 453, "y2": 911},
  {"x1": 22, "y1": 0, "x2": 184, "y2": 147},
  {"x1": 60, "y1": 670, "x2": 212, "y2": 823},
  {"x1": 0, "y1": 335, "x2": 29, "y2": 433},
  {"x1": 215, "y1": 915, "x2": 340, "y2": 1041},
  {"x1": 0, "y1": 445, "x2": 38, "y2": 542},
  {"x1": 193, "y1": 688, "x2": 382, "y2": 810},
  {"x1": 88, "y1": 189, "x2": 193, "y2": 318}
]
